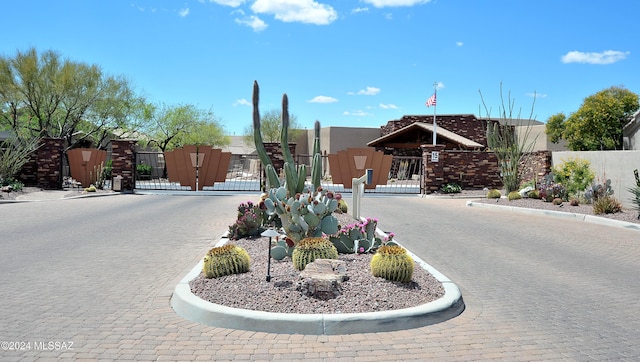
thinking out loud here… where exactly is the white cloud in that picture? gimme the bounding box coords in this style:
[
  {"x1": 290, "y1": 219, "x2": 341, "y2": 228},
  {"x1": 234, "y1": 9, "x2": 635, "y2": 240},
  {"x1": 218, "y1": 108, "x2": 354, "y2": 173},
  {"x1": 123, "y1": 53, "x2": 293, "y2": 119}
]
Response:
[
  {"x1": 526, "y1": 92, "x2": 547, "y2": 98},
  {"x1": 379, "y1": 103, "x2": 398, "y2": 109},
  {"x1": 179, "y1": 8, "x2": 190, "y2": 17},
  {"x1": 210, "y1": 0, "x2": 246, "y2": 6},
  {"x1": 308, "y1": 96, "x2": 338, "y2": 103},
  {"x1": 235, "y1": 15, "x2": 268, "y2": 31},
  {"x1": 344, "y1": 110, "x2": 372, "y2": 116},
  {"x1": 356, "y1": 86, "x2": 381, "y2": 95},
  {"x1": 352, "y1": 7, "x2": 369, "y2": 13},
  {"x1": 456, "y1": 41, "x2": 463, "y2": 47},
  {"x1": 363, "y1": 0, "x2": 431, "y2": 8},
  {"x1": 233, "y1": 99, "x2": 252, "y2": 106},
  {"x1": 561, "y1": 50, "x2": 630, "y2": 65},
  {"x1": 251, "y1": 0, "x2": 337, "y2": 25}
]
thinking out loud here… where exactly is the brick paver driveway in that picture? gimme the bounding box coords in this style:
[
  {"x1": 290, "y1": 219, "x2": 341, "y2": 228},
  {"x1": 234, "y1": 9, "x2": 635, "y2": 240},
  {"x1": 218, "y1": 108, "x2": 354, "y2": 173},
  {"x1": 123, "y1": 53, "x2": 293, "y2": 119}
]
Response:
[{"x1": 1, "y1": 194, "x2": 639, "y2": 361}]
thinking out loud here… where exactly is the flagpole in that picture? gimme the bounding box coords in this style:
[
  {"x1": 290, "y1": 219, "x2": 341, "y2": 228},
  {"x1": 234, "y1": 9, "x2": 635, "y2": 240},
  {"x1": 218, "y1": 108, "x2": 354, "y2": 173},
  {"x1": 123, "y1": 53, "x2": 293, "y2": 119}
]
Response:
[{"x1": 432, "y1": 82, "x2": 437, "y2": 145}]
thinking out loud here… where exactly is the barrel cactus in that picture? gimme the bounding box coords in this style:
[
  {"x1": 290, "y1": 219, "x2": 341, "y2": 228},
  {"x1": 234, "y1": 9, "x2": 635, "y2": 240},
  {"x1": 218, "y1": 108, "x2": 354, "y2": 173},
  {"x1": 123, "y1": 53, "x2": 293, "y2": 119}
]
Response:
[
  {"x1": 486, "y1": 189, "x2": 501, "y2": 199},
  {"x1": 202, "y1": 244, "x2": 251, "y2": 278},
  {"x1": 507, "y1": 191, "x2": 522, "y2": 201},
  {"x1": 292, "y1": 237, "x2": 338, "y2": 271},
  {"x1": 370, "y1": 245, "x2": 414, "y2": 283}
]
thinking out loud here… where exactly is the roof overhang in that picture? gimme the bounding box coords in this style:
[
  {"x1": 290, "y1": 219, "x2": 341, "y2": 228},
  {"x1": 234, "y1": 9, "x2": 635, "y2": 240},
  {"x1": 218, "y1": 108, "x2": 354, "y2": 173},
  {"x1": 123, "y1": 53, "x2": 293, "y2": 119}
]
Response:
[{"x1": 367, "y1": 122, "x2": 483, "y2": 149}]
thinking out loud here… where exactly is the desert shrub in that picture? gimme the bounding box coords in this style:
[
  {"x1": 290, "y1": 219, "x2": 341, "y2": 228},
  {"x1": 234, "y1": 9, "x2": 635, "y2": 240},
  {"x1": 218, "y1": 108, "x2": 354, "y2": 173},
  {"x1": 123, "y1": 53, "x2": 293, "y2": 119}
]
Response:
[
  {"x1": 538, "y1": 173, "x2": 568, "y2": 202},
  {"x1": 0, "y1": 177, "x2": 24, "y2": 192},
  {"x1": 507, "y1": 191, "x2": 522, "y2": 201},
  {"x1": 441, "y1": 183, "x2": 462, "y2": 194},
  {"x1": 486, "y1": 189, "x2": 501, "y2": 199},
  {"x1": 593, "y1": 195, "x2": 622, "y2": 214},
  {"x1": 552, "y1": 198, "x2": 563, "y2": 205},
  {"x1": 136, "y1": 163, "x2": 152, "y2": 176},
  {"x1": 569, "y1": 198, "x2": 580, "y2": 206},
  {"x1": 551, "y1": 158, "x2": 594, "y2": 197}
]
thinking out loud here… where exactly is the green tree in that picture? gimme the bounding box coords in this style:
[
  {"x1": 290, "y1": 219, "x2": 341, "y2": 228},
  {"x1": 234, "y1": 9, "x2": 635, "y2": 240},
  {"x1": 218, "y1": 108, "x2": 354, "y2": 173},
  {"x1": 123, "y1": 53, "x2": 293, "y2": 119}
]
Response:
[
  {"x1": 544, "y1": 112, "x2": 566, "y2": 144},
  {"x1": 0, "y1": 48, "x2": 143, "y2": 150},
  {"x1": 546, "y1": 86, "x2": 639, "y2": 150},
  {"x1": 140, "y1": 103, "x2": 228, "y2": 152},
  {"x1": 480, "y1": 84, "x2": 538, "y2": 193},
  {"x1": 243, "y1": 109, "x2": 302, "y2": 144}
]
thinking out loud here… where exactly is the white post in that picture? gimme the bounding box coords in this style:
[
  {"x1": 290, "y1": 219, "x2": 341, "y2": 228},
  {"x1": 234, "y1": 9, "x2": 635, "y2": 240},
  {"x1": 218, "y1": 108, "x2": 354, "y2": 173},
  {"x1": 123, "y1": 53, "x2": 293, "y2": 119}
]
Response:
[{"x1": 352, "y1": 169, "x2": 373, "y2": 220}]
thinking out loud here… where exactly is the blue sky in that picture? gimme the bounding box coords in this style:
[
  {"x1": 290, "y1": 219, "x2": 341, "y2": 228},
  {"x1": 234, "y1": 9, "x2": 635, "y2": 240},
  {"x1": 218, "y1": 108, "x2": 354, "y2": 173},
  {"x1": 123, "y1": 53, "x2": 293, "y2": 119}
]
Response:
[{"x1": 3, "y1": 0, "x2": 638, "y2": 136}]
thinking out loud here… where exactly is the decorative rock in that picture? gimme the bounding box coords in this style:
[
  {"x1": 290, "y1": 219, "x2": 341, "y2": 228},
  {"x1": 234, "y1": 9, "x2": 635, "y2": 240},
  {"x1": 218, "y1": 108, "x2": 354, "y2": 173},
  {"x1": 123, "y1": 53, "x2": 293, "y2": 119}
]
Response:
[
  {"x1": 519, "y1": 185, "x2": 534, "y2": 197},
  {"x1": 297, "y1": 259, "x2": 347, "y2": 300}
]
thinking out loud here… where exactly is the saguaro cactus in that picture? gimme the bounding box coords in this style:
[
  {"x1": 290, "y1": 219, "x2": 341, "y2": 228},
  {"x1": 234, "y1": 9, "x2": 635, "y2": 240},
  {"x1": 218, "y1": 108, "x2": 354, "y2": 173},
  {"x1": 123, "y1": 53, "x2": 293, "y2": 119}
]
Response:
[
  {"x1": 253, "y1": 81, "x2": 280, "y2": 189},
  {"x1": 252, "y1": 80, "x2": 324, "y2": 196}
]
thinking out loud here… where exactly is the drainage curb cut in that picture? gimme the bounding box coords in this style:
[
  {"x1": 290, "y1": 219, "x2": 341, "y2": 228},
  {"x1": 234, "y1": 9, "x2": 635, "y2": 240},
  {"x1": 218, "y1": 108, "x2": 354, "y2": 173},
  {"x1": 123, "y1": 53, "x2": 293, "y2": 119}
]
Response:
[
  {"x1": 171, "y1": 237, "x2": 465, "y2": 335},
  {"x1": 466, "y1": 201, "x2": 640, "y2": 231}
]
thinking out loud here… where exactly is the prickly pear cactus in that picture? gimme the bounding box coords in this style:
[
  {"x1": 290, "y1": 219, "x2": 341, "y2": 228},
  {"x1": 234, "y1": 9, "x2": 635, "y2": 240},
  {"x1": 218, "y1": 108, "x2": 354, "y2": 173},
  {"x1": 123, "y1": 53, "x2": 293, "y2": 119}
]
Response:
[{"x1": 263, "y1": 185, "x2": 339, "y2": 245}]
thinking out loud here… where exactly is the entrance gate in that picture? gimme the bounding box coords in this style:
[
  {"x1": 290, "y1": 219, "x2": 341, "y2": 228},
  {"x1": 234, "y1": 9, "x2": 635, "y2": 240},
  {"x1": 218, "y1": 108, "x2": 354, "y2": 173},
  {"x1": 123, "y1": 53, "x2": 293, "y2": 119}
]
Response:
[{"x1": 134, "y1": 149, "x2": 422, "y2": 194}]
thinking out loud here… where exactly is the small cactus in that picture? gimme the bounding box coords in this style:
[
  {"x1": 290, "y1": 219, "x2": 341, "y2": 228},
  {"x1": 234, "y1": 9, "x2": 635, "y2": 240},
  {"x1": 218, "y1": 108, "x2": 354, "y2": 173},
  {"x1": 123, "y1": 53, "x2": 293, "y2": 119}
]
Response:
[
  {"x1": 370, "y1": 245, "x2": 414, "y2": 283},
  {"x1": 527, "y1": 189, "x2": 540, "y2": 199},
  {"x1": 486, "y1": 189, "x2": 501, "y2": 199},
  {"x1": 292, "y1": 237, "x2": 338, "y2": 271},
  {"x1": 552, "y1": 197, "x2": 563, "y2": 205},
  {"x1": 202, "y1": 244, "x2": 251, "y2": 278},
  {"x1": 507, "y1": 191, "x2": 522, "y2": 201}
]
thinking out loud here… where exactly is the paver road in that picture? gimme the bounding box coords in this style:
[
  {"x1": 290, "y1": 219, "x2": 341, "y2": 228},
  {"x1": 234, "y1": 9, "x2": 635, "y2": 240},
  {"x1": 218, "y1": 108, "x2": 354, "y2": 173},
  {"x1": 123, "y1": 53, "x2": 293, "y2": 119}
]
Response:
[{"x1": 1, "y1": 194, "x2": 639, "y2": 361}]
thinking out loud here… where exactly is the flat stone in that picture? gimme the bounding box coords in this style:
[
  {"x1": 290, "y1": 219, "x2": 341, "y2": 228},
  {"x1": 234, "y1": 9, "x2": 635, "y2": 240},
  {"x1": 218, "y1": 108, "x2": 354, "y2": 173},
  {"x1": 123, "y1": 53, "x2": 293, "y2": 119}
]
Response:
[{"x1": 297, "y1": 259, "x2": 347, "y2": 300}]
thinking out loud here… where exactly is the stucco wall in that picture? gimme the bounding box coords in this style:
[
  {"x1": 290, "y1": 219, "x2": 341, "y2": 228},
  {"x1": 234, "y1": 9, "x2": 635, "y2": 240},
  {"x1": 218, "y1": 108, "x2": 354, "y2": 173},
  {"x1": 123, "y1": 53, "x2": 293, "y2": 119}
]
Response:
[{"x1": 552, "y1": 150, "x2": 640, "y2": 208}]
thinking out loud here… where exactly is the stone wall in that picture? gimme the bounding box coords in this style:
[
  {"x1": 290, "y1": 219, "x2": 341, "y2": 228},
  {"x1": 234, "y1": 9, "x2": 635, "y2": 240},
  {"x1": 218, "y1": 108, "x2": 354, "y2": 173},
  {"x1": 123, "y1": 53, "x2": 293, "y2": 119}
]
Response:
[
  {"x1": 17, "y1": 138, "x2": 64, "y2": 189},
  {"x1": 263, "y1": 142, "x2": 297, "y2": 174},
  {"x1": 520, "y1": 151, "x2": 551, "y2": 184},
  {"x1": 382, "y1": 115, "x2": 491, "y2": 147},
  {"x1": 421, "y1": 146, "x2": 503, "y2": 192},
  {"x1": 36, "y1": 138, "x2": 64, "y2": 189},
  {"x1": 111, "y1": 140, "x2": 137, "y2": 191}
]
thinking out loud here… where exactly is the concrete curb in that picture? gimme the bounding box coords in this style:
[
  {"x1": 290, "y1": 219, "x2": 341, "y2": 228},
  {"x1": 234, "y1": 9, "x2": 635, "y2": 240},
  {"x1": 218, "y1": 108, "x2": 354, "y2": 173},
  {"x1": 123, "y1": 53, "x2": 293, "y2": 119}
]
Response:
[
  {"x1": 171, "y1": 236, "x2": 465, "y2": 335},
  {"x1": 0, "y1": 190, "x2": 121, "y2": 203},
  {"x1": 466, "y1": 201, "x2": 640, "y2": 232}
]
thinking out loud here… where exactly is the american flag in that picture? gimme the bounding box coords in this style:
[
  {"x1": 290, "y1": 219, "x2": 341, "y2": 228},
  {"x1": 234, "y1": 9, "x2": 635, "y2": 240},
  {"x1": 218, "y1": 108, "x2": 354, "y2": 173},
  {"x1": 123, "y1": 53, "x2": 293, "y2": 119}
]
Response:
[{"x1": 425, "y1": 93, "x2": 437, "y2": 107}]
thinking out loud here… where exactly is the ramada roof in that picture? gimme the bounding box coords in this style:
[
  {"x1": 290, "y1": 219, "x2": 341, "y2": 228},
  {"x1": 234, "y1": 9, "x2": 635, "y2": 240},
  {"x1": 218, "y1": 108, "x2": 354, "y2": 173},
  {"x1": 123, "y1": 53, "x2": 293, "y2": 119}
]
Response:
[{"x1": 367, "y1": 122, "x2": 483, "y2": 149}]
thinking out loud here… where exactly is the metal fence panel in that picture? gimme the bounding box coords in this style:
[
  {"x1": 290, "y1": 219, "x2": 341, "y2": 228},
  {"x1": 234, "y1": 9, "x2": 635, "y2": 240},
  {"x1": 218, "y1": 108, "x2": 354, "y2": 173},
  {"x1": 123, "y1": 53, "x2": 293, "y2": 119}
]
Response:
[{"x1": 135, "y1": 152, "x2": 421, "y2": 194}]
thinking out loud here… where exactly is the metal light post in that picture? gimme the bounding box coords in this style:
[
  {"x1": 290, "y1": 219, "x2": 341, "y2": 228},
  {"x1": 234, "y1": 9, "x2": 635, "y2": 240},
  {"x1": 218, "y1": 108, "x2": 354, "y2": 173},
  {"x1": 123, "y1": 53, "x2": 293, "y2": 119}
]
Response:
[{"x1": 261, "y1": 228, "x2": 281, "y2": 282}]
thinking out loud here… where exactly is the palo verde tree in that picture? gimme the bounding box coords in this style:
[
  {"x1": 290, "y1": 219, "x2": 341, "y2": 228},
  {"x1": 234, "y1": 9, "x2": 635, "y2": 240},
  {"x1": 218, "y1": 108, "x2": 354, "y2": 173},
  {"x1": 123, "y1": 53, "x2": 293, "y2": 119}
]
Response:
[
  {"x1": 139, "y1": 103, "x2": 229, "y2": 152},
  {"x1": 0, "y1": 47, "x2": 143, "y2": 151},
  {"x1": 243, "y1": 109, "x2": 302, "y2": 145},
  {"x1": 545, "y1": 86, "x2": 639, "y2": 150},
  {"x1": 480, "y1": 84, "x2": 538, "y2": 193}
]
